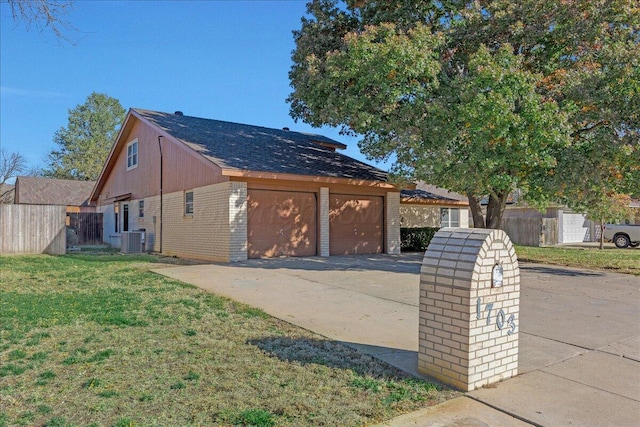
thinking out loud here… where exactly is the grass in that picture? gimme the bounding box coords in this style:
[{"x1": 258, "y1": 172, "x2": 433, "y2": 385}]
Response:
[
  {"x1": 516, "y1": 245, "x2": 640, "y2": 276},
  {"x1": 0, "y1": 254, "x2": 457, "y2": 426}
]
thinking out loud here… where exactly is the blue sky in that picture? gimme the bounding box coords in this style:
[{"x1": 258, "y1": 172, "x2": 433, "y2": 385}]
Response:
[{"x1": 0, "y1": 0, "x2": 384, "y2": 175}]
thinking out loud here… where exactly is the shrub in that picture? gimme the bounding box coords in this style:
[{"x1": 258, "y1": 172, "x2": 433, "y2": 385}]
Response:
[{"x1": 400, "y1": 227, "x2": 439, "y2": 252}]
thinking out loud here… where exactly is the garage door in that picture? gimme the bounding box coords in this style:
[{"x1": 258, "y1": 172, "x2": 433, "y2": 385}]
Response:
[
  {"x1": 247, "y1": 189, "x2": 317, "y2": 258},
  {"x1": 561, "y1": 212, "x2": 588, "y2": 243},
  {"x1": 330, "y1": 194, "x2": 383, "y2": 255}
]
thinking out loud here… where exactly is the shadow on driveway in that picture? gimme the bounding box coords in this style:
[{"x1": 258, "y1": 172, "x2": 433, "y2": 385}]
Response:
[
  {"x1": 520, "y1": 264, "x2": 603, "y2": 277},
  {"x1": 213, "y1": 253, "x2": 425, "y2": 274}
]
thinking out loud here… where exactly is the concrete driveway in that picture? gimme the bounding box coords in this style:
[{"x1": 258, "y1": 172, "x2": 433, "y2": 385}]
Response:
[{"x1": 154, "y1": 254, "x2": 640, "y2": 427}]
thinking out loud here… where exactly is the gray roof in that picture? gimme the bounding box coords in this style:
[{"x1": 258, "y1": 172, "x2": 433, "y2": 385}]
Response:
[
  {"x1": 401, "y1": 183, "x2": 468, "y2": 204},
  {"x1": 16, "y1": 177, "x2": 95, "y2": 206},
  {"x1": 134, "y1": 109, "x2": 388, "y2": 182}
]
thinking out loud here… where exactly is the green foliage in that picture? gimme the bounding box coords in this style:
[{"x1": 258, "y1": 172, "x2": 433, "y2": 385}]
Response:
[
  {"x1": 183, "y1": 371, "x2": 200, "y2": 382},
  {"x1": 112, "y1": 419, "x2": 137, "y2": 427},
  {"x1": 45, "y1": 92, "x2": 126, "y2": 181},
  {"x1": 234, "y1": 409, "x2": 276, "y2": 427},
  {"x1": 169, "y1": 381, "x2": 186, "y2": 390},
  {"x1": 0, "y1": 363, "x2": 27, "y2": 377},
  {"x1": 400, "y1": 227, "x2": 439, "y2": 252},
  {"x1": 289, "y1": 0, "x2": 639, "y2": 228},
  {"x1": 8, "y1": 349, "x2": 27, "y2": 360}
]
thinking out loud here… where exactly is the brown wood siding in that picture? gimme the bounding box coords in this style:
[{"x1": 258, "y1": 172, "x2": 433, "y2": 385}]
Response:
[
  {"x1": 247, "y1": 189, "x2": 317, "y2": 258},
  {"x1": 330, "y1": 194, "x2": 383, "y2": 255},
  {"x1": 97, "y1": 119, "x2": 227, "y2": 205}
]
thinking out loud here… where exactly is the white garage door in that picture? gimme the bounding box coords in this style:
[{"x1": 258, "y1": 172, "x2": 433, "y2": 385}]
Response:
[{"x1": 560, "y1": 212, "x2": 588, "y2": 243}]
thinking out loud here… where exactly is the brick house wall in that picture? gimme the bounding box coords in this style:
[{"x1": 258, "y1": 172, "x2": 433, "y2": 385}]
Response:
[{"x1": 400, "y1": 205, "x2": 470, "y2": 228}]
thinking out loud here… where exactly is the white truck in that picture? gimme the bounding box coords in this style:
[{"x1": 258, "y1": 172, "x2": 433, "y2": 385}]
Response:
[{"x1": 603, "y1": 224, "x2": 640, "y2": 248}]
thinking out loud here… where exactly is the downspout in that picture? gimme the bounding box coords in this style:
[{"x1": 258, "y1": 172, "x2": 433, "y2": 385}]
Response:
[{"x1": 158, "y1": 135, "x2": 163, "y2": 253}]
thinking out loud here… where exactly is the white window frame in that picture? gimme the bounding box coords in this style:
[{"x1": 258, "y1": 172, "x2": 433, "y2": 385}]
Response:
[
  {"x1": 440, "y1": 207, "x2": 460, "y2": 228},
  {"x1": 185, "y1": 191, "x2": 194, "y2": 216},
  {"x1": 138, "y1": 200, "x2": 144, "y2": 218},
  {"x1": 126, "y1": 139, "x2": 138, "y2": 170}
]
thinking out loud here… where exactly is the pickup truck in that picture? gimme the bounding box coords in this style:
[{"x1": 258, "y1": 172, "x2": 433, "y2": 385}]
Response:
[{"x1": 603, "y1": 224, "x2": 640, "y2": 248}]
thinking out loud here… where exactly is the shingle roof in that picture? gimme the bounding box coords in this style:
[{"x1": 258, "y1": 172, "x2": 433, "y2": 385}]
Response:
[
  {"x1": 134, "y1": 109, "x2": 388, "y2": 182},
  {"x1": 16, "y1": 177, "x2": 95, "y2": 206},
  {"x1": 0, "y1": 183, "x2": 15, "y2": 203},
  {"x1": 401, "y1": 183, "x2": 468, "y2": 204}
]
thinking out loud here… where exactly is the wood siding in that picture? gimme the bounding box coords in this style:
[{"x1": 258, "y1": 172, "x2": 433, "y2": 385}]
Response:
[
  {"x1": 97, "y1": 119, "x2": 227, "y2": 205},
  {"x1": 0, "y1": 205, "x2": 66, "y2": 255}
]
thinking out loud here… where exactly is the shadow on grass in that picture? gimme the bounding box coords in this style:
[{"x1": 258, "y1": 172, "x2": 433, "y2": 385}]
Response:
[{"x1": 248, "y1": 336, "x2": 414, "y2": 380}]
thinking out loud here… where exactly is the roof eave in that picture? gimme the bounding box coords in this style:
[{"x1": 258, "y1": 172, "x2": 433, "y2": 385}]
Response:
[
  {"x1": 400, "y1": 198, "x2": 470, "y2": 206},
  {"x1": 222, "y1": 169, "x2": 397, "y2": 189}
]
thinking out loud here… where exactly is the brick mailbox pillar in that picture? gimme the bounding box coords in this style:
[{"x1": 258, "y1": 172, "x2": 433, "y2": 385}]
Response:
[{"x1": 418, "y1": 228, "x2": 519, "y2": 391}]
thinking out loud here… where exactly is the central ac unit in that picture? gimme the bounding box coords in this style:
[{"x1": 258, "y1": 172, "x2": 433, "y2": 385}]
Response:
[{"x1": 121, "y1": 231, "x2": 143, "y2": 253}]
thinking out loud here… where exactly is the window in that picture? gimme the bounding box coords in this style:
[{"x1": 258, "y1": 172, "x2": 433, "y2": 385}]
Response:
[
  {"x1": 185, "y1": 191, "x2": 194, "y2": 215},
  {"x1": 138, "y1": 200, "x2": 144, "y2": 218},
  {"x1": 440, "y1": 208, "x2": 460, "y2": 228},
  {"x1": 127, "y1": 139, "x2": 138, "y2": 170}
]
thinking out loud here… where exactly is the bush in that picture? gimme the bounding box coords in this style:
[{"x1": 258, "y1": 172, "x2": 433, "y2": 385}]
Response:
[{"x1": 400, "y1": 227, "x2": 439, "y2": 252}]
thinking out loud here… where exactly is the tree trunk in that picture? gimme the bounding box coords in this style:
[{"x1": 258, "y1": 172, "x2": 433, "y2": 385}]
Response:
[
  {"x1": 599, "y1": 218, "x2": 605, "y2": 250},
  {"x1": 485, "y1": 191, "x2": 509, "y2": 229},
  {"x1": 467, "y1": 193, "x2": 485, "y2": 228}
]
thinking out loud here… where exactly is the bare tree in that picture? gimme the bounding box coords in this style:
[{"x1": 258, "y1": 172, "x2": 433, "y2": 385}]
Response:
[
  {"x1": 4, "y1": 0, "x2": 75, "y2": 40},
  {"x1": 0, "y1": 149, "x2": 27, "y2": 203}
]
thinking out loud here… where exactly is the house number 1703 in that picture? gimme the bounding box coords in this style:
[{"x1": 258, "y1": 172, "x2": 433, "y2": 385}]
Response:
[{"x1": 476, "y1": 298, "x2": 517, "y2": 335}]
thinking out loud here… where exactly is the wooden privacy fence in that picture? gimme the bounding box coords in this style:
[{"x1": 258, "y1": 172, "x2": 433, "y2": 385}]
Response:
[
  {"x1": 501, "y1": 217, "x2": 558, "y2": 247},
  {"x1": 0, "y1": 205, "x2": 66, "y2": 255}
]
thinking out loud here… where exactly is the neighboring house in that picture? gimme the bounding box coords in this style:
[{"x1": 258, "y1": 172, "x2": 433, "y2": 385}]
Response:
[
  {"x1": 90, "y1": 109, "x2": 401, "y2": 261},
  {"x1": 400, "y1": 183, "x2": 470, "y2": 228},
  {"x1": 13, "y1": 176, "x2": 101, "y2": 247},
  {"x1": 14, "y1": 176, "x2": 96, "y2": 213},
  {"x1": 501, "y1": 206, "x2": 599, "y2": 244}
]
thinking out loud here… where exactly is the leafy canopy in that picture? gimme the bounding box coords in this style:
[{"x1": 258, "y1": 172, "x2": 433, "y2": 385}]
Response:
[
  {"x1": 289, "y1": 0, "x2": 639, "y2": 227},
  {"x1": 45, "y1": 92, "x2": 126, "y2": 181}
]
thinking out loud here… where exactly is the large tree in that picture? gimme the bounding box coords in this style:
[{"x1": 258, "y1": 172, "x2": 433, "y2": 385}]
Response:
[
  {"x1": 288, "y1": 0, "x2": 639, "y2": 228},
  {"x1": 45, "y1": 92, "x2": 126, "y2": 181}
]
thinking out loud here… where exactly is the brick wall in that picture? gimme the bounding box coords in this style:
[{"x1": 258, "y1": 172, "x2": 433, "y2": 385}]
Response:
[
  {"x1": 419, "y1": 228, "x2": 519, "y2": 391},
  {"x1": 228, "y1": 181, "x2": 248, "y2": 262},
  {"x1": 400, "y1": 205, "x2": 470, "y2": 228},
  {"x1": 161, "y1": 182, "x2": 236, "y2": 262},
  {"x1": 319, "y1": 187, "x2": 330, "y2": 257},
  {"x1": 386, "y1": 192, "x2": 401, "y2": 255},
  {"x1": 400, "y1": 205, "x2": 441, "y2": 228}
]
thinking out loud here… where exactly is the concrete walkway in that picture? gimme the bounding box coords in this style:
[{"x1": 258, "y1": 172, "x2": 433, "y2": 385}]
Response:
[{"x1": 154, "y1": 254, "x2": 640, "y2": 427}]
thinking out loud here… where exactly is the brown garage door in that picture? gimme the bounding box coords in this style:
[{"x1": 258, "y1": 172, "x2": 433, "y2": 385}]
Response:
[
  {"x1": 330, "y1": 194, "x2": 383, "y2": 255},
  {"x1": 247, "y1": 189, "x2": 317, "y2": 258}
]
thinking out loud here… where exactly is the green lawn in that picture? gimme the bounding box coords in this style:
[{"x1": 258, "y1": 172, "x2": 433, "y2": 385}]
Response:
[
  {"x1": 0, "y1": 254, "x2": 457, "y2": 427},
  {"x1": 515, "y1": 245, "x2": 640, "y2": 276}
]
